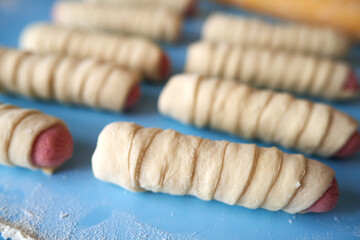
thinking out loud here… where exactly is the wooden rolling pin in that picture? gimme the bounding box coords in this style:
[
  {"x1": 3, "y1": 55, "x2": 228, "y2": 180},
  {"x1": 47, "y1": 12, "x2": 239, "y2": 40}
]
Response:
[{"x1": 219, "y1": 0, "x2": 360, "y2": 39}]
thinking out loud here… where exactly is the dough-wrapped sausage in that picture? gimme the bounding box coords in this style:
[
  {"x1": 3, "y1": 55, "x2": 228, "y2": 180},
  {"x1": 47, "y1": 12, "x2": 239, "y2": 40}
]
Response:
[
  {"x1": 158, "y1": 74, "x2": 360, "y2": 157},
  {"x1": 53, "y1": 2, "x2": 183, "y2": 42},
  {"x1": 185, "y1": 42, "x2": 359, "y2": 99},
  {"x1": 85, "y1": 0, "x2": 196, "y2": 16},
  {"x1": 0, "y1": 47, "x2": 140, "y2": 111},
  {"x1": 203, "y1": 14, "x2": 350, "y2": 58},
  {"x1": 92, "y1": 122, "x2": 339, "y2": 214},
  {"x1": 0, "y1": 102, "x2": 73, "y2": 173},
  {"x1": 20, "y1": 23, "x2": 171, "y2": 82}
]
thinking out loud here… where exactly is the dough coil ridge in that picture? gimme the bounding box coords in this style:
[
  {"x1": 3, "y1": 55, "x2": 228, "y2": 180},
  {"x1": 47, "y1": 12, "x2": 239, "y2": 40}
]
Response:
[{"x1": 92, "y1": 122, "x2": 335, "y2": 213}]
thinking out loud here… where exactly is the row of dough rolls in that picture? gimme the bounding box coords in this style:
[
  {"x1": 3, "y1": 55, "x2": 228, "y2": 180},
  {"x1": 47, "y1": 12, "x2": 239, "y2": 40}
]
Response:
[
  {"x1": 92, "y1": 121, "x2": 338, "y2": 214},
  {"x1": 158, "y1": 74, "x2": 359, "y2": 157},
  {"x1": 53, "y1": 1, "x2": 183, "y2": 42},
  {"x1": 0, "y1": 102, "x2": 73, "y2": 173},
  {"x1": 84, "y1": 0, "x2": 196, "y2": 16},
  {"x1": 203, "y1": 14, "x2": 350, "y2": 58},
  {"x1": 0, "y1": 46, "x2": 140, "y2": 112},
  {"x1": 186, "y1": 42, "x2": 359, "y2": 99},
  {"x1": 20, "y1": 23, "x2": 170, "y2": 82}
]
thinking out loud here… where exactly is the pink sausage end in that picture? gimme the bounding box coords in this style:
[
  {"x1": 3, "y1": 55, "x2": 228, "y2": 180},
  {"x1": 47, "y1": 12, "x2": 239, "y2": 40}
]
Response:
[
  {"x1": 159, "y1": 52, "x2": 171, "y2": 80},
  {"x1": 343, "y1": 71, "x2": 360, "y2": 92},
  {"x1": 305, "y1": 178, "x2": 339, "y2": 213},
  {"x1": 305, "y1": 178, "x2": 340, "y2": 213},
  {"x1": 31, "y1": 125, "x2": 73, "y2": 168},
  {"x1": 125, "y1": 84, "x2": 141, "y2": 109},
  {"x1": 185, "y1": 0, "x2": 197, "y2": 16},
  {"x1": 334, "y1": 132, "x2": 360, "y2": 158}
]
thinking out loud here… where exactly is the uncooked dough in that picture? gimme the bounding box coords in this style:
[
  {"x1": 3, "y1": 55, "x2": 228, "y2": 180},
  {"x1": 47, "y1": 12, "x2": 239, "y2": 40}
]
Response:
[
  {"x1": 202, "y1": 13, "x2": 350, "y2": 57},
  {"x1": 158, "y1": 74, "x2": 359, "y2": 157},
  {"x1": 21, "y1": 24, "x2": 167, "y2": 82},
  {"x1": 92, "y1": 122, "x2": 336, "y2": 214},
  {"x1": 0, "y1": 46, "x2": 140, "y2": 112},
  {"x1": 186, "y1": 42, "x2": 356, "y2": 99}
]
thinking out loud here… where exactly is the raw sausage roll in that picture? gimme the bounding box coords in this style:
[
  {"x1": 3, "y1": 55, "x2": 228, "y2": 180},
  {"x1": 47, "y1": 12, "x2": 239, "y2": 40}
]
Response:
[
  {"x1": 203, "y1": 14, "x2": 350, "y2": 58},
  {"x1": 186, "y1": 42, "x2": 359, "y2": 99},
  {"x1": 85, "y1": 0, "x2": 196, "y2": 16},
  {"x1": 158, "y1": 74, "x2": 360, "y2": 158},
  {"x1": 92, "y1": 122, "x2": 339, "y2": 214},
  {"x1": 0, "y1": 102, "x2": 73, "y2": 173},
  {"x1": 0, "y1": 47, "x2": 140, "y2": 112},
  {"x1": 20, "y1": 23, "x2": 171, "y2": 82},
  {"x1": 53, "y1": 2, "x2": 183, "y2": 42}
]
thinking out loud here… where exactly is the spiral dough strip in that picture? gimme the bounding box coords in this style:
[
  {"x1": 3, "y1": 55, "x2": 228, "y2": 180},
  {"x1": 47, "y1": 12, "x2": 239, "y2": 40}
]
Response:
[
  {"x1": 53, "y1": 2, "x2": 183, "y2": 42},
  {"x1": 0, "y1": 47, "x2": 140, "y2": 111},
  {"x1": 85, "y1": 0, "x2": 194, "y2": 15},
  {"x1": 186, "y1": 42, "x2": 357, "y2": 99},
  {"x1": 20, "y1": 23, "x2": 167, "y2": 82},
  {"x1": 92, "y1": 121, "x2": 335, "y2": 214},
  {"x1": 0, "y1": 102, "x2": 66, "y2": 173},
  {"x1": 158, "y1": 74, "x2": 358, "y2": 157},
  {"x1": 203, "y1": 14, "x2": 350, "y2": 57}
]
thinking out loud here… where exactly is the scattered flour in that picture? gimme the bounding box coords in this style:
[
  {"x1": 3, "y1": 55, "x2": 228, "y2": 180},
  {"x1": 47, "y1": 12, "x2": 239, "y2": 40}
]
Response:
[
  {"x1": 0, "y1": 178, "x2": 204, "y2": 240},
  {"x1": 0, "y1": 221, "x2": 36, "y2": 240},
  {"x1": 352, "y1": 226, "x2": 360, "y2": 238},
  {"x1": 23, "y1": 211, "x2": 34, "y2": 218},
  {"x1": 59, "y1": 213, "x2": 69, "y2": 219},
  {"x1": 25, "y1": 129, "x2": 33, "y2": 134}
]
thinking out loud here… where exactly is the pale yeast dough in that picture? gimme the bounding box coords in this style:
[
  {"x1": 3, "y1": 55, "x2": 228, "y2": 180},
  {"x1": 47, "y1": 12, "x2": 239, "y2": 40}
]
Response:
[
  {"x1": 158, "y1": 74, "x2": 359, "y2": 157},
  {"x1": 0, "y1": 103, "x2": 65, "y2": 173},
  {"x1": 203, "y1": 14, "x2": 350, "y2": 57},
  {"x1": 0, "y1": 47, "x2": 140, "y2": 112},
  {"x1": 85, "y1": 0, "x2": 193, "y2": 14},
  {"x1": 54, "y1": 2, "x2": 182, "y2": 42},
  {"x1": 21, "y1": 24, "x2": 166, "y2": 82},
  {"x1": 186, "y1": 42, "x2": 355, "y2": 99},
  {"x1": 92, "y1": 122, "x2": 335, "y2": 214}
]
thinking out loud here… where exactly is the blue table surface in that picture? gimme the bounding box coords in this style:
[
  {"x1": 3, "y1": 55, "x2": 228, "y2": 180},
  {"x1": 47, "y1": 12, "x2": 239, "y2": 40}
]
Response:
[{"x1": 0, "y1": 0, "x2": 360, "y2": 239}]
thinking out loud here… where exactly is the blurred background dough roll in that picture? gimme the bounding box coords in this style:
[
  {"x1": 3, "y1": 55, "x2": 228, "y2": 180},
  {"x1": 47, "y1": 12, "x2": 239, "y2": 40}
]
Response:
[
  {"x1": 186, "y1": 42, "x2": 359, "y2": 99},
  {"x1": 53, "y1": 1, "x2": 183, "y2": 42},
  {"x1": 84, "y1": 0, "x2": 196, "y2": 16},
  {"x1": 203, "y1": 14, "x2": 350, "y2": 57},
  {"x1": 0, "y1": 47, "x2": 140, "y2": 112},
  {"x1": 20, "y1": 23, "x2": 170, "y2": 82}
]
